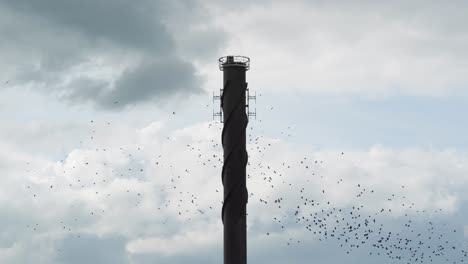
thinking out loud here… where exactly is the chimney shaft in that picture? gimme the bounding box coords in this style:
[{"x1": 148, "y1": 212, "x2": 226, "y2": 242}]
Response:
[{"x1": 219, "y1": 55, "x2": 250, "y2": 264}]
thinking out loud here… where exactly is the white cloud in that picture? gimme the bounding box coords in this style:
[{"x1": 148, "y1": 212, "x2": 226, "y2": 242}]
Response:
[
  {"x1": 1, "y1": 118, "x2": 467, "y2": 262},
  {"x1": 249, "y1": 142, "x2": 465, "y2": 216},
  {"x1": 126, "y1": 221, "x2": 221, "y2": 256},
  {"x1": 201, "y1": 0, "x2": 468, "y2": 97}
]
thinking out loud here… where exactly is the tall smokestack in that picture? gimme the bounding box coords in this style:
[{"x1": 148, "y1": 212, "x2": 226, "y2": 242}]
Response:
[{"x1": 219, "y1": 55, "x2": 250, "y2": 264}]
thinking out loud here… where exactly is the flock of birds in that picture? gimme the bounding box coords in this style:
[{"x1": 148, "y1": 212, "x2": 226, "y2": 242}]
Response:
[
  {"x1": 20, "y1": 103, "x2": 467, "y2": 263},
  {"x1": 243, "y1": 118, "x2": 466, "y2": 263}
]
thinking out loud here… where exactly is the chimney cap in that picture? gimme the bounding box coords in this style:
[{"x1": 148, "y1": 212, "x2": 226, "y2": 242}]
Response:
[{"x1": 219, "y1": 55, "x2": 250, "y2": 71}]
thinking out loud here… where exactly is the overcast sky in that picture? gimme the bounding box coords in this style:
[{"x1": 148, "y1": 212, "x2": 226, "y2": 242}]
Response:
[{"x1": 1, "y1": 0, "x2": 468, "y2": 263}]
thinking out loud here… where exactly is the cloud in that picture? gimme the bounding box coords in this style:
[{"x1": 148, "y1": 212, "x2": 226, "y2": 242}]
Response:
[
  {"x1": 0, "y1": 119, "x2": 467, "y2": 263},
  {"x1": 204, "y1": 0, "x2": 468, "y2": 97},
  {"x1": 0, "y1": 0, "x2": 224, "y2": 109},
  {"x1": 126, "y1": 223, "x2": 221, "y2": 256},
  {"x1": 2, "y1": 0, "x2": 173, "y2": 51},
  {"x1": 54, "y1": 234, "x2": 129, "y2": 264},
  {"x1": 100, "y1": 57, "x2": 204, "y2": 109}
]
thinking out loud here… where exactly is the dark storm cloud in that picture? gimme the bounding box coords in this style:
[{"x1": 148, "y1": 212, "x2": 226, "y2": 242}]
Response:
[
  {"x1": 0, "y1": 0, "x2": 223, "y2": 109},
  {"x1": 102, "y1": 57, "x2": 203, "y2": 108},
  {"x1": 2, "y1": 0, "x2": 173, "y2": 52},
  {"x1": 62, "y1": 56, "x2": 202, "y2": 109}
]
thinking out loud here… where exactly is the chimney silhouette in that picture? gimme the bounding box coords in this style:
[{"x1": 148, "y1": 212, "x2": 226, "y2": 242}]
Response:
[{"x1": 218, "y1": 55, "x2": 251, "y2": 264}]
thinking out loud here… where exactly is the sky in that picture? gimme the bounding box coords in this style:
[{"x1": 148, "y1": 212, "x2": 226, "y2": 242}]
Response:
[{"x1": 1, "y1": 0, "x2": 468, "y2": 263}]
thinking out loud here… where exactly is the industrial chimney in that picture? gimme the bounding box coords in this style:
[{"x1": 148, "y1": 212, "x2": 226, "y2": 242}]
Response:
[{"x1": 216, "y1": 55, "x2": 254, "y2": 264}]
